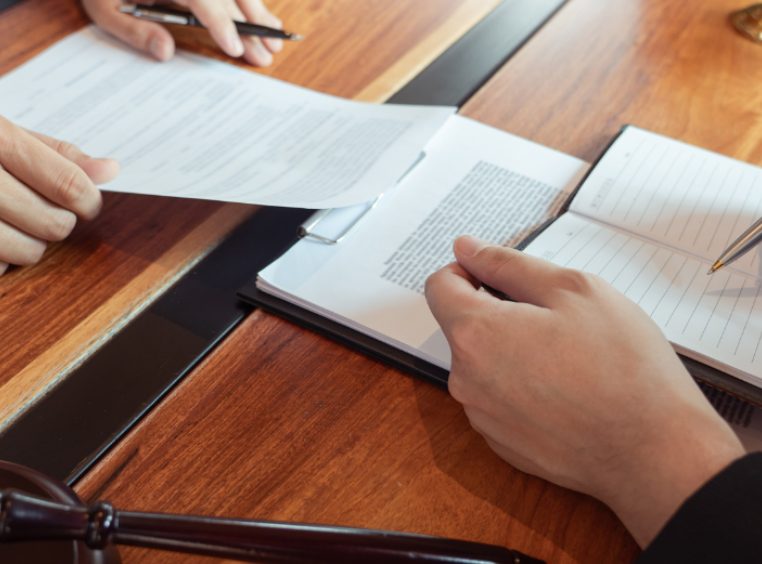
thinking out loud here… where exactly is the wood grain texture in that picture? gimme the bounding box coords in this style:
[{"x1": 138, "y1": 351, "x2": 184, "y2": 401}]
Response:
[
  {"x1": 0, "y1": 0, "x2": 497, "y2": 428},
  {"x1": 353, "y1": 0, "x2": 502, "y2": 103},
  {"x1": 0, "y1": 194, "x2": 233, "y2": 390},
  {"x1": 73, "y1": 1, "x2": 762, "y2": 563},
  {"x1": 75, "y1": 312, "x2": 637, "y2": 564},
  {"x1": 12, "y1": 0, "x2": 759, "y2": 562},
  {"x1": 462, "y1": 0, "x2": 762, "y2": 165},
  {"x1": 0, "y1": 203, "x2": 254, "y2": 432}
]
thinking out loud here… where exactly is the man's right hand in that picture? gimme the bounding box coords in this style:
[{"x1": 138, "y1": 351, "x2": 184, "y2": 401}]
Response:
[
  {"x1": 425, "y1": 235, "x2": 746, "y2": 548},
  {"x1": 0, "y1": 116, "x2": 119, "y2": 275}
]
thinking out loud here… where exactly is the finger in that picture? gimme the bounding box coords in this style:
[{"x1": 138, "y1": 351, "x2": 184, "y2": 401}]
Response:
[
  {"x1": 27, "y1": 130, "x2": 120, "y2": 185},
  {"x1": 77, "y1": 157, "x2": 120, "y2": 186},
  {"x1": 0, "y1": 119, "x2": 102, "y2": 220},
  {"x1": 242, "y1": 36, "x2": 274, "y2": 66},
  {"x1": 186, "y1": 0, "x2": 244, "y2": 58},
  {"x1": 227, "y1": 2, "x2": 273, "y2": 66},
  {"x1": 0, "y1": 219, "x2": 47, "y2": 266},
  {"x1": 453, "y1": 235, "x2": 563, "y2": 307},
  {"x1": 424, "y1": 261, "x2": 494, "y2": 332},
  {"x1": 82, "y1": 0, "x2": 175, "y2": 61},
  {"x1": 261, "y1": 34, "x2": 283, "y2": 55},
  {"x1": 0, "y1": 170, "x2": 77, "y2": 242},
  {"x1": 237, "y1": 0, "x2": 283, "y2": 52}
]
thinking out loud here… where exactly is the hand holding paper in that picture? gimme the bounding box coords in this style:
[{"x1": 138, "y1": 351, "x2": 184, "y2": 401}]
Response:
[
  {"x1": 0, "y1": 116, "x2": 118, "y2": 274},
  {"x1": 0, "y1": 28, "x2": 452, "y2": 210}
]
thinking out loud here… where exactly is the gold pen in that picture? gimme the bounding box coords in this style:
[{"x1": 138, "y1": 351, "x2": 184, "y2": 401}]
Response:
[{"x1": 708, "y1": 217, "x2": 762, "y2": 274}]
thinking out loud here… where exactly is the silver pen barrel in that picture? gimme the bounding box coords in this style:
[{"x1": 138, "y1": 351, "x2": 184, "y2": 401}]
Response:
[{"x1": 710, "y1": 217, "x2": 762, "y2": 273}]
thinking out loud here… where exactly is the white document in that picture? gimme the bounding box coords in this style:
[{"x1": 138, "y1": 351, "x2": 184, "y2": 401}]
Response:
[
  {"x1": 258, "y1": 115, "x2": 588, "y2": 368},
  {"x1": 524, "y1": 126, "x2": 762, "y2": 387},
  {"x1": 0, "y1": 27, "x2": 453, "y2": 208}
]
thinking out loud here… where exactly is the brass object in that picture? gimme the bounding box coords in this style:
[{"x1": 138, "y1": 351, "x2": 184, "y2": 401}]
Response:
[{"x1": 731, "y1": 4, "x2": 762, "y2": 43}]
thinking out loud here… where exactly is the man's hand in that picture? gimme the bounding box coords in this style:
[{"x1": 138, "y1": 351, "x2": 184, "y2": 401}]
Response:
[
  {"x1": 82, "y1": 0, "x2": 284, "y2": 66},
  {"x1": 0, "y1": 116, "x2": 119, "y2": 275},
  {"x1": 425, "y1": 235, "x2": 745, "y2": 547}
]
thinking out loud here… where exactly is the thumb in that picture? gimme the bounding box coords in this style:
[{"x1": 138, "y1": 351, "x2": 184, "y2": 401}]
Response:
[
  {"x1": 453, "y1": 235, "x2": 562, "y2": 307},
  {"x1": 84, "y1": 1, "x2": 175, "y2": 61}
]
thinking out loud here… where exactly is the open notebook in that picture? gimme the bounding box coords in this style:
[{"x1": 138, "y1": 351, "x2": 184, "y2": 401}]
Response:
[
  {"x1": 524, "y1": 126, "x2": 762, "y2": 387},
  {"x1": 246, "y1": 117, "x2": 762, "y2": 399}
]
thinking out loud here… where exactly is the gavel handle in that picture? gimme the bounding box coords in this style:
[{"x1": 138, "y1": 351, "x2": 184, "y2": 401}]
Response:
[{"x1": 0, "y1": 490, "x2": 543, "y2": 563}]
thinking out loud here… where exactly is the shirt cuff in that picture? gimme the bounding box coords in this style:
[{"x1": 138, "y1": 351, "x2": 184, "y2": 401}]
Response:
[{"x1": 639, "y1": 452, "x2": 762, "y2": 563}]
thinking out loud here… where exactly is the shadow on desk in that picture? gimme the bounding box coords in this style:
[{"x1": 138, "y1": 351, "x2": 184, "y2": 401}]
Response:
[
  {"x1": 410, "y1": 380, "x2": 639, "y2": 563},
  {"x1": 65, "y1": 312, "x2": 640, "y2": 564}
]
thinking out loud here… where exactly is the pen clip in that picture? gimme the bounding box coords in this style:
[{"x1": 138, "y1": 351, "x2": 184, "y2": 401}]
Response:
[
  {"x1": 299, "y1": 196, "x2": 382, "y2": 245},
  {"x1": 298, "y1": 152, "x2": 424, "y2": 245},
  {"x1": 119, "y1": 4, "x2": 190, "y2": 25}
]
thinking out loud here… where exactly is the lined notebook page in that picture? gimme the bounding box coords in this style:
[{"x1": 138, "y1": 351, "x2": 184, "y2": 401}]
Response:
[
  {"x1": 570, "y1": 127, "x2": 762, "y2": 279},
  {"x1": 525, "y1": 214, "x2": 762, "y2": 386}
]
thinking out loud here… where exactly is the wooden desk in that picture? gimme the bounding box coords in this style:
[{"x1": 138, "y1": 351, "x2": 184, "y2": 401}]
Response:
[
  {"x1": 0, "y1": 0, "x2": 498, "y2": 432},
  {"x1": 1, "y1": 0, "x2": 760, "y2": 562}
]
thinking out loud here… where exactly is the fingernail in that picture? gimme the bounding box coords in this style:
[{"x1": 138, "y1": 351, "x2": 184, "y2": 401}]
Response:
[
  {"x1": 82, "y1": 157, "x2": 120, "y2": 184},
  {"x1": 454, "y1": 235, "x2": 486, "y2": 257},
  {"x1": 0, "y1": 262, "x2": 8, "y2": 276},
  {"x1": 97, "y1": 157, "x2": 120, "y2": 178},
  {"x1": 149, "y1": 37, "x2": 172, "y2": 61},
  {"x1": 269, "y1": 37, "x2": 283, "y2": 52},
  {"x1": 254, "y1": 41, "x2": 273, "y2": 65},
  {"x1": 225, "y1": 31, "x2": 245, "y2": 57}
]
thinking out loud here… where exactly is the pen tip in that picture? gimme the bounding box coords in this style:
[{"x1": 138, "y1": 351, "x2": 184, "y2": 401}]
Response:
[
  {"x1": 707, "y1": 261, "x2": 723, "y2": 275},
  {"x1": 289, "y1": 33, "x2": 304, "y2": 41}
]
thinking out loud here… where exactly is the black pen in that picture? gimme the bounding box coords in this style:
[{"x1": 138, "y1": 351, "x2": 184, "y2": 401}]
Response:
[{"x1": 119, "y1": 3, "x2": 304, "y2": 41}]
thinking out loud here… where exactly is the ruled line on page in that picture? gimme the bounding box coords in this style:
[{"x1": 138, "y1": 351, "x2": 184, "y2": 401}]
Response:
[
  {"x1": 525, "y1": 213, "x2": 762, "y2": 380},
  {"x1": 569, "y1": 127, "x2": 762, "y2": 279}
]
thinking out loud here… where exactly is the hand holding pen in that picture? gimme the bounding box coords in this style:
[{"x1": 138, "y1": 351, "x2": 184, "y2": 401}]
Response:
[{"x1": 81, "y1": 0, "x2": 297, "y2": 67}]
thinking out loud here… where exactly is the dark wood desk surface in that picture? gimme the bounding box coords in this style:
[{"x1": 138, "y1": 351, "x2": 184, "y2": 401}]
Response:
[{"x1": 2, "y1": 0, "x2": 761, "y2": 562}]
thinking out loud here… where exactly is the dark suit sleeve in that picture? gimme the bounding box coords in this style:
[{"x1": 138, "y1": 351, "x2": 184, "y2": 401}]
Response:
[{"x1": 638, "y1": 452, "x2": 762, "y2": 563}]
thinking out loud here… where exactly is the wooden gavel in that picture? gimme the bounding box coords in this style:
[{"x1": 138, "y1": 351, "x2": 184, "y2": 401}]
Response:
[{"x1": 0, "y1": 460, "x2": 543, "y2": 563}]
